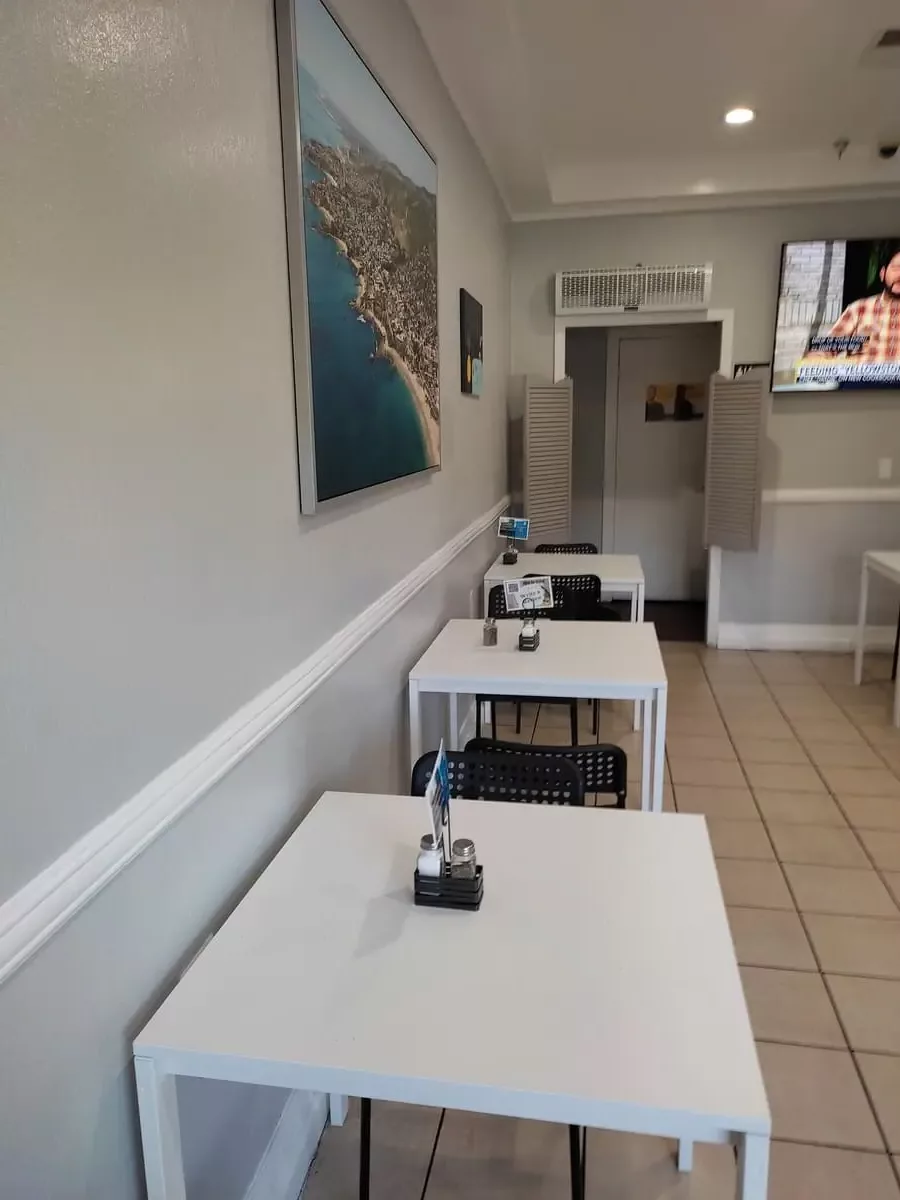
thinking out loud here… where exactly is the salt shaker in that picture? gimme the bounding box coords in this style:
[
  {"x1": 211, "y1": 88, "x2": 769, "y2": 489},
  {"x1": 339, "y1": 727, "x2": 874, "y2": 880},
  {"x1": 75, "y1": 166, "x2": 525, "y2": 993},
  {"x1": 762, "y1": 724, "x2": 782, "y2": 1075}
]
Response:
[
  {"x1": 450, "y1": 838, "x2": 477, "y2": 879},
  {"x1": 483, "y1": 617, "x2": 497, "y2": 646},
  {"x1": 417, "y1": 834, "x2": 444, "y2": 878}
]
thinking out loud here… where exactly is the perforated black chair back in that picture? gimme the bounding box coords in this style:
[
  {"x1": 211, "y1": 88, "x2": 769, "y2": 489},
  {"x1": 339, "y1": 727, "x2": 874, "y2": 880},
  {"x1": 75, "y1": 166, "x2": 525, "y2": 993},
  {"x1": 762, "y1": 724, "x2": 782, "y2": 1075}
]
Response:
[
  {"x1": 525, "y1": 573, "x2": 621, "y2": 623},
  {"x1": 410, "y1": 750, "x2": 584, "y2": 806},
  {"x1": 466, "y1": 738, "x2": 626, "y2": 809},
  {"x1": 487, "y1": 582, "x2": 553, "y2": 621},
  {"x1": 534, "y1": 543, "x2": 598, "y2": 554}
]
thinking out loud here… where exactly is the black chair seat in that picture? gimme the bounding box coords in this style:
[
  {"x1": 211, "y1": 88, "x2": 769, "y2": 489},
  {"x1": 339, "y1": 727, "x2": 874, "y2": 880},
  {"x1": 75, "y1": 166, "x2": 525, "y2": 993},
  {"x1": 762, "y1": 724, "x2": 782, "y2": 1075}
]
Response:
[{"x1": 534, "y1": 542, "x2": 598, "y2": 554}]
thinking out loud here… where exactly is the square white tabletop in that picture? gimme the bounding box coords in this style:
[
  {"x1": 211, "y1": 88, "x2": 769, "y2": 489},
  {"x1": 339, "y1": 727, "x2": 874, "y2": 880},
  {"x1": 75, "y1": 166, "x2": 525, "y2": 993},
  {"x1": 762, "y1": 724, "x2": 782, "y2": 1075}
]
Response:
[
  {"x1": 408, "y1": 618, "x2": 666, "y2": 699},
  {"x1": 134, "y1": 792, "x2": 768, "y2": 1143},
  {"x1": 864, "y1": 550, "x2": 900, "y2": 584},
  {"x1": 485, "y1": 553, "x2": 644, "y2": 588}
]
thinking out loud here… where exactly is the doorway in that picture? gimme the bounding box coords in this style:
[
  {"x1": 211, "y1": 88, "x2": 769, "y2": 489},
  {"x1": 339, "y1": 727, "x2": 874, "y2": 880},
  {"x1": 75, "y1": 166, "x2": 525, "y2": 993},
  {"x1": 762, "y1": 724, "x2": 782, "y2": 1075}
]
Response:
[
  {"x1": 563, "y1": 321, "x2": 723, "y2": 642},
  {"x1": 554, "y1": 309, "x2": 734, "y2": 646}
]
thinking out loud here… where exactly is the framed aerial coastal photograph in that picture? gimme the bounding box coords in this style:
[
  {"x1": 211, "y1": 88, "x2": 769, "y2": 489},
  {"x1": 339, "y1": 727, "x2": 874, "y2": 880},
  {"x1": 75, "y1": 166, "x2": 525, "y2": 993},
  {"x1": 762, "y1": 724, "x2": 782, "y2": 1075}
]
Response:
[{"x1": 275, "y1": 0, "x2": 440, "y2": 513}]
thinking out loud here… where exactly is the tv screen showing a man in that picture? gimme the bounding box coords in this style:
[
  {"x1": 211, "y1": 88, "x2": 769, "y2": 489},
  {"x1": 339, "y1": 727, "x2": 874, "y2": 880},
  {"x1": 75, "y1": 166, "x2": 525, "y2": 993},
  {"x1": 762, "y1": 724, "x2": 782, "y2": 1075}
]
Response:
[{"x1": 772, "y1": 238, "x2": 900, "y2": 392}]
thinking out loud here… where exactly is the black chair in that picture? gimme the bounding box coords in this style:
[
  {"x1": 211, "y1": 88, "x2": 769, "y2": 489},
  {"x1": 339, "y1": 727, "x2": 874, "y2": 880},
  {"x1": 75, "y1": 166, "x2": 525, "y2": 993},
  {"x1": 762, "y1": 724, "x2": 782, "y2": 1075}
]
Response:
[
  {"x1": 410, "y1": 749, "x2": 584, "y2": 806},
  {"x1": 534, "y1": 542, "x2": 598, "y2": 554},
  {"x1": 466, "y1": 737, "x2": 626, "y2": 809},
  {"x1": 537, "y1": 573, "x2": 620, "y2": 623}
]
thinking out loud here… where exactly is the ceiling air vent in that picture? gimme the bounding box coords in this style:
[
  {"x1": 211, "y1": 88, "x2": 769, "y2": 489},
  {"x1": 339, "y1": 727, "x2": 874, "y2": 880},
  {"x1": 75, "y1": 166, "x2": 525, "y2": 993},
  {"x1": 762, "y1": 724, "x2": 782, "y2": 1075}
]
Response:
[{"x1": 555, "y1": 263, "x2": 713, "y2": 316}]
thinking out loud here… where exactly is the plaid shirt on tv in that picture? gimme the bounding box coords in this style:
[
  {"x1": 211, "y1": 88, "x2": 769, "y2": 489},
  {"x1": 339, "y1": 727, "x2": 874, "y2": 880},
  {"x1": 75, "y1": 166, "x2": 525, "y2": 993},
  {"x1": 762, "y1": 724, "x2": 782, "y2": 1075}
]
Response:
[{"x1": 828, "y1": 293, "x2": 900, "y2": 360}]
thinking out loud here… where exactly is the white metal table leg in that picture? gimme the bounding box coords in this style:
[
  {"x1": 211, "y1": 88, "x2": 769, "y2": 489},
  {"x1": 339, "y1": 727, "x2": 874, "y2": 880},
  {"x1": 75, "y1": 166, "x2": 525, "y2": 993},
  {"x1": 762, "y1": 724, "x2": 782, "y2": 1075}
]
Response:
[
  {"x1": 633, "y1": 583, "x2": 645, "y2": 731},
  {"x1": 652, "y1": 685, "x2": 667, "y2": 813},
  {"x1": 629, "y1": 585, "x2": 637, "y2": 623},
  {"x1": 409, "y1": 680, "x2": 422, "y2": 769},
  {"x1": 449, "y1": 692, "x2": 460, "y2": 749},
  {"x1": 134, "y1": 1056, "x2": 187, "y2": 1200},
  {"x1": 735, "y1": 1133, "x2": 769, "y2": 1200},
  {"x1": 854, "y1": 560, "x2": 869, "y2": 686},
  {"x1": 330, "y1": 1094, "x2": 348, "y2": 1126},
  {"x1": 677, "y1": 1139, "x2": 693, "y2": 1172},
  {"x1": 640, "y1": 697, "x2": 652, "y2": 811}
]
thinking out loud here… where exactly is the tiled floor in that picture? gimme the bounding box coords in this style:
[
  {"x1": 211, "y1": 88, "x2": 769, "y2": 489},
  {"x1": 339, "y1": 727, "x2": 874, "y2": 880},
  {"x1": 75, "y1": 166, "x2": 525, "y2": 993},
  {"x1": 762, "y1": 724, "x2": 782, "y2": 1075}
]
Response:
[{"x1": 304, "y1": 646, "x2": 900, "y2": 1198}]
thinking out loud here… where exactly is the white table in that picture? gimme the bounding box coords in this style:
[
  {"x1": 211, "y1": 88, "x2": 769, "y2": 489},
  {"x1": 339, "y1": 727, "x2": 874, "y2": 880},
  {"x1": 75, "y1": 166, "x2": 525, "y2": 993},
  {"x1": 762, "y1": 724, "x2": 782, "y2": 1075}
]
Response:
[
  {"x1": 483, "y1": 552, "x2": 645, "y2": 620},
  {"x1": 133, "y1": 793, "x2": 770, "y2": 1200},
  {"x1": 484, "y1": 553, "x2": 646, "y2": 730},
  {"x1": 408, "y1": 618, "x2": 668, "y2": 812},
  {"x1": 854, "y1": 550, "x2": 900, "y2": 726}
]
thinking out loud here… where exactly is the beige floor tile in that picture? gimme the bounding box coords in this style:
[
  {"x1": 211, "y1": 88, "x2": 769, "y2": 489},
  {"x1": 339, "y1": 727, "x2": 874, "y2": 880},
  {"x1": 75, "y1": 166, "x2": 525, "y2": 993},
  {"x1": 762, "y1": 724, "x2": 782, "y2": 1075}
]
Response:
[
  {"x1": 304, "y1": 1101, "x2": 441, "y2": 1200},
  {"x1": 429, "y1": 1115, "x2": 737, "y2": 1200},
  {"x1": 739, "y1": 966, "x2": 845, "y2": 1048},
  {"x1": 825, "y1": 767, "x2": 900, "y2": 798},
  {"x1": 717, "y1": 859, "x2": 794, "y2": 909},
  {"x1": 861, "y1": 725, "x2": 900, "y2": 750},
  {"x1": 793, "y1": 718, "x2": 867, "y2": 745},
  {"x1": 727, "y1": 906, "x2": 816, "y2": 969},
  {"x1": 533, "y1": 703, "x2": 579, "y2": 730},
  {"x1": 757, "y1": 1041, "x2": 882, "y2": 1148},
  {"x1": 531, "y1": 723, "x2": 580, "y2": 746},
  {"x1": 876, "y1": 746, "x2": 900, "y2": 773},
  {"x1": 718, "y1": 698, "x2": 784, "y2": 721},
  {"x1": 828, "y1": 974, "x2": 900, "y2": 1053},
  {"x1": 674, "y1": 785, "x2": 759, "y2": 820},
  {"x1": 494, "y1": 723, "x2": 536, "y2": 744},
  {"x1": 665, "y1": 713, "x2": 728, "y2": 737},
  {"x1": 724, "y1": 715, "x2": 797, "y2": 740},
  {"x1": 744, "y1": 762, "x2": 827, "y2": 793},
  {"x1": 767, "y1": 824, "x2": 868, "y2": 867},
  {"x1": 768, "y1": 1141, "x2": 900, "y2": 1200},
  {"x1": 840, "y1": 796, "x2": 900, "y2": 832},
  {"x1": 667, "y1": 757, "x2": 747, "y2": 787},
  {"x1": 706, "y1": 818, "x2": 775, "y2": 860},
  {"x1": 784, "y1": 864, "x2": 898, "y2": 917},
  {"x1": 734, "y1": 738, "x2": 810, "y2": 765},
  {"x1": 858, "y1": 830, "x2": 900, "y2": 870},
  {"x1": 885, "y1": 874, "x2": 900, "y2": 907},
  {"x1": 807, "y1": 741, "x2": 887, "y2": 770},
  {"x1": 750, "y1": 651, "x2": 815, "y2": 682},
  {"x1": 703, "y1": 660, "x2": 762, "y2": 682},
  {"x1": 754, "y1": 791, "x2": 848, "y2": 827},
  {"x1": 665, "y1": 734, "x2": 736, "y2": 761},
  {"x1": 710, "y1": 681, "x2": 771, "y2": 701},
  {"x1": 857, "y1": 1055, "x2": 900, "y2": 1153},
  {"x1": 806, "y1": 914, "x2": 900, "y2": 976}
]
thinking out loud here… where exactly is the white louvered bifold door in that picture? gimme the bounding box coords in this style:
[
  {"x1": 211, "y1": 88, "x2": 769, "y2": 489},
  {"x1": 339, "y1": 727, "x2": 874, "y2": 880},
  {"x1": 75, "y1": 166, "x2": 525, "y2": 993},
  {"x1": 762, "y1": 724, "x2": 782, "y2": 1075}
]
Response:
[
  {"x1": 703, "y1": 372, "x2": 767, "y2": 551},
  {"x1": 524, "y1": 376, "x2": 573, "y2": 542}
]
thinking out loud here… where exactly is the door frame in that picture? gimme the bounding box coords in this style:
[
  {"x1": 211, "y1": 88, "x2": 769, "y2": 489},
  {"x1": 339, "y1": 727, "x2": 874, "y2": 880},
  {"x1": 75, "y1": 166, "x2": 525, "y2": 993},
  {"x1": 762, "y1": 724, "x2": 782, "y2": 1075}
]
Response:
[{"x1": 553, "y1": 308, "x2": 734, "y2": 647}]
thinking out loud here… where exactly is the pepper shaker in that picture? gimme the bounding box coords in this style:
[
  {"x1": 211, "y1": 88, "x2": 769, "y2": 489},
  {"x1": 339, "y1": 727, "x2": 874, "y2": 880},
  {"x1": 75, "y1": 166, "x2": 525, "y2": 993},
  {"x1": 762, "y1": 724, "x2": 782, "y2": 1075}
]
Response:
[{"x1": 450, "y1": 837, "x2": 477, "y2": 879}]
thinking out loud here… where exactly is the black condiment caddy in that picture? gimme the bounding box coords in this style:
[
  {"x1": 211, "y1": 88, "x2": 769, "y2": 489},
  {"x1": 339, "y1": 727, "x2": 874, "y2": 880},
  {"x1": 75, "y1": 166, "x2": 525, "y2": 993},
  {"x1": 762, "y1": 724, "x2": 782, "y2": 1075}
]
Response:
[{"x1": 414, "y1": 864, "x2": 484, "y2": 910}]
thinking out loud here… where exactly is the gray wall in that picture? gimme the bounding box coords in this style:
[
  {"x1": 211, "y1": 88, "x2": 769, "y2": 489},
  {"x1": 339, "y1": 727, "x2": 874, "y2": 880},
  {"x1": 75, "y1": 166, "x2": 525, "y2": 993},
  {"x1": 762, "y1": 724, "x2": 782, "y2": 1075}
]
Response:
[
  {"x1": 1, "y1": 0, "x2": 508, "y2": 901},
  {"x1": 564, "y1": 327, "x2": 607, "y2": 546},
  {"x1": 511, "y1": 200, "x2": 900, "y2": 626},
  {"x1": 0, "y1": 0, "x2": 508, "y2": 1193}
]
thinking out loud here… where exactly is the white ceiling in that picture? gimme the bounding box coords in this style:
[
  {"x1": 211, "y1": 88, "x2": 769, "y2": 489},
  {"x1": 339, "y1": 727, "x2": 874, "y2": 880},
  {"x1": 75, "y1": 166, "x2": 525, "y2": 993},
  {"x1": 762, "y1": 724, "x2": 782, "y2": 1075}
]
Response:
[{"x1": 405, "y1": 0, "x2": 900, "y2": 218}]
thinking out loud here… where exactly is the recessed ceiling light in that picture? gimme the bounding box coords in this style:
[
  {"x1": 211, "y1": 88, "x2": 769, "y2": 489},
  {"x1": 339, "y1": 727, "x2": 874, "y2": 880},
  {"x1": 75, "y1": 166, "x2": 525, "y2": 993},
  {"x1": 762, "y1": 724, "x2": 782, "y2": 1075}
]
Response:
[{"x1": 725, "y1": 107, "x2": 755, "y2": 126}]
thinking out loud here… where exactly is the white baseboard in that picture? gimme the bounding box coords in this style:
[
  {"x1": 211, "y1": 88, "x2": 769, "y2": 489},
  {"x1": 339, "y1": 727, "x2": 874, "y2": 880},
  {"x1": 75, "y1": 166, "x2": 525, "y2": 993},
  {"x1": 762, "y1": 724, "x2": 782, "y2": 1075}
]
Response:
[
  {"x1": 718, "y1": 622, "x2": 895, "y2": 652},
  {"x1": 0, "y1": 495, "x2": 510, "y2": 988},
  {"x1": 244, "y1": 1089, "x2": 327, "y2": 1200},
  {"x1": 762, "y1": 486, "x2": 900, "y2": 505}
]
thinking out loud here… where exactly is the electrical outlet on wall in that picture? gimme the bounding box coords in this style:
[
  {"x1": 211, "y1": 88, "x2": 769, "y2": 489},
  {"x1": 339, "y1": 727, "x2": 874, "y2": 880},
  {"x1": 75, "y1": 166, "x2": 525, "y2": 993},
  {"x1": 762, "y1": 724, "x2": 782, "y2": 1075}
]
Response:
[{"x1": 879, "y1": 457, "x2": 893, "y2": 481}]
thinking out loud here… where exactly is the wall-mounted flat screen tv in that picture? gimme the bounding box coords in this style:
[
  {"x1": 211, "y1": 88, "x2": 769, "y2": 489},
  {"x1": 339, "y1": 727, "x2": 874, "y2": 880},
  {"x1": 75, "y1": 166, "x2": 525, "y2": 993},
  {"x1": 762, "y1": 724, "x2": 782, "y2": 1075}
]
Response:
[{"x1": 772, "y1": 238, "x2": 900, "y2": 392}]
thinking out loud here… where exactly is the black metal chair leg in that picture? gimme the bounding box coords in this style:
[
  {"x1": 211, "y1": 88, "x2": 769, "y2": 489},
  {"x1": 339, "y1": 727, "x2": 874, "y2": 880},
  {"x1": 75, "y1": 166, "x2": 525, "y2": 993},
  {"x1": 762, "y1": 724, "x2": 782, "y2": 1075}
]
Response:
[
  {"x1": 892, "y1": 607, "x2": 900, "y2": 682},
  {"x1": 475, "y1": 698, "x2": 482, "y2": 739},
  {"x1": 491, "y1": 702, "x2": 498, "y2": 740},
  {"x1": 570, "y1": 702, "x2": 578, "y2": 745},
  {"x1": 359, "y1": 1098, "x2": 371, "y2": 1200},
  {"x1": 568, "y1": 1124, "x2": 584, "y2": 1200},
  {"x1": 515, "y1": 702, "x2": 522, "y2": 733},
  {"x1": 592, "y1": 699, "x2": 599, "y2": 736}
]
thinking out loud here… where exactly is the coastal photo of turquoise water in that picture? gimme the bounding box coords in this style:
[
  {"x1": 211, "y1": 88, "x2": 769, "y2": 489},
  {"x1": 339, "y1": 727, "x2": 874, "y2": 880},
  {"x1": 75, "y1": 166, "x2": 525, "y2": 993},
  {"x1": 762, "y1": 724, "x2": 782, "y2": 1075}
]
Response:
[{"x1": 288, "y1": 0, "x2": 439, "y2": 505}]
